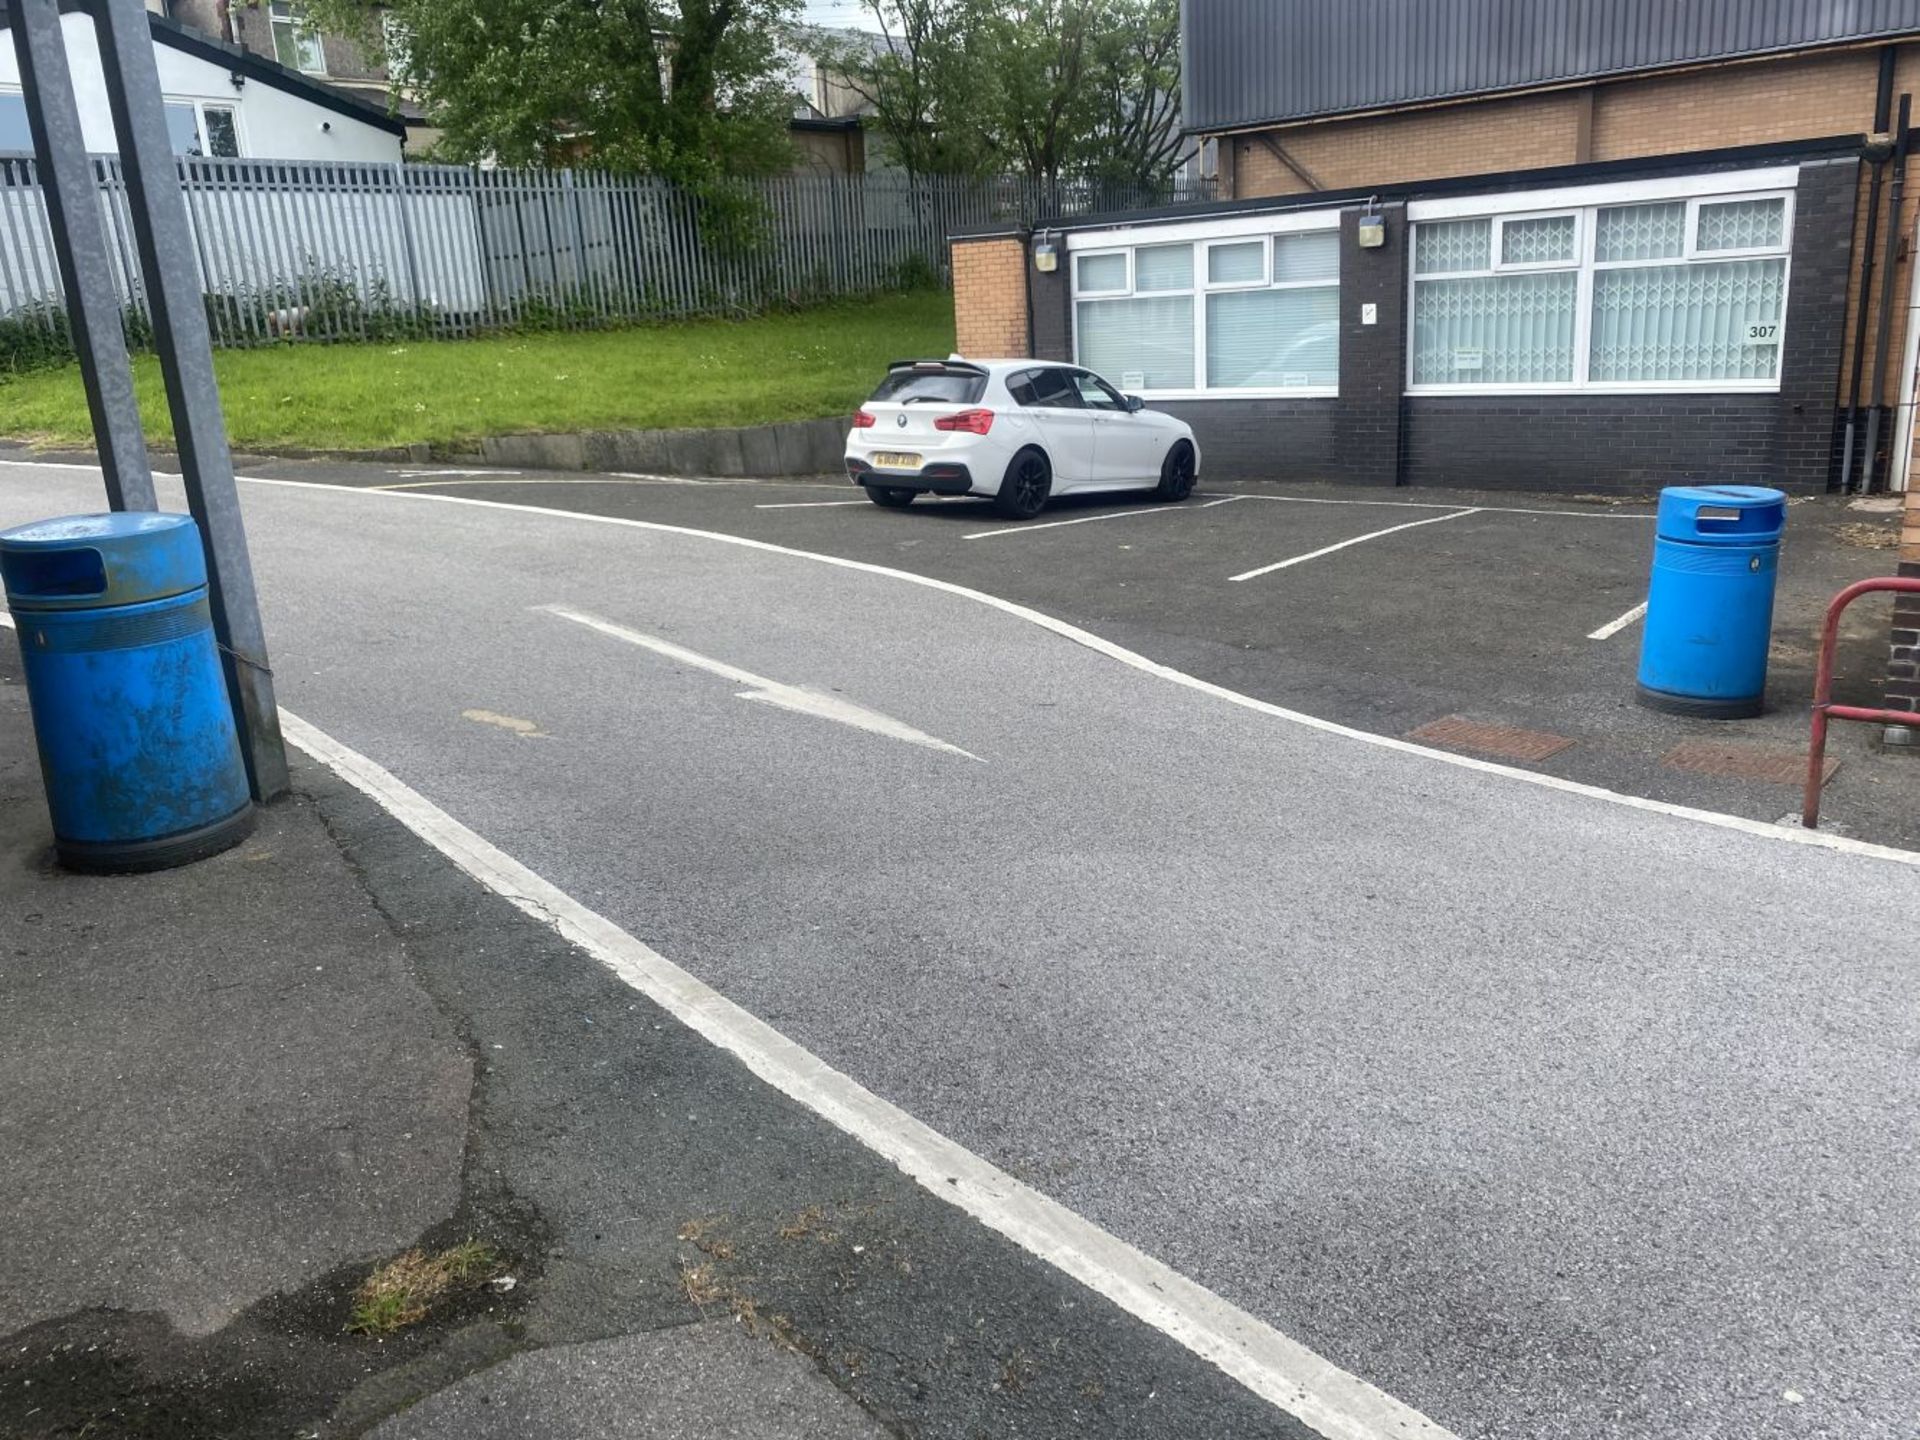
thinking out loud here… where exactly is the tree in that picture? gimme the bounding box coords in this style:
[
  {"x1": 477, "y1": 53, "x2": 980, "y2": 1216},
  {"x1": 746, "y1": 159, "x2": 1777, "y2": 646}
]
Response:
[
  {"x1": 1077, "y1": 0, "x2": 1184, "y2": 187},
  {"x1": 809, "y1": 1, "x2": 988, "y2": 180},
  {"x1": 299, "y1": 0, "x2": 799, "y2": 181},
  {"x1": 817, "y1": 0, "x2": 1185, "y2": 187}
]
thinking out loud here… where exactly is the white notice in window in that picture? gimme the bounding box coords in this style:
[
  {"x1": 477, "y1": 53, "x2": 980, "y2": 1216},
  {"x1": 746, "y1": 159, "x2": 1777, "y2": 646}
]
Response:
[
  {"x1": 1121, "y1": 371, "x2": 1146, "y2": 389},
  {"x1": 1452, "y1": 349, "x2": 1484, "y2": 371}
]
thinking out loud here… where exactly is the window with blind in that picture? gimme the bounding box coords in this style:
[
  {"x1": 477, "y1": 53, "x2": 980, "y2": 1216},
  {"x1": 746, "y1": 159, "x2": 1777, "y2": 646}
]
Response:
[
  {"x1": 1409, "y1": 191, "x2": 1792, "y2": 392},
  {"x1": 1071, "y1": 227, "x2": 1339, "y2": 395}
]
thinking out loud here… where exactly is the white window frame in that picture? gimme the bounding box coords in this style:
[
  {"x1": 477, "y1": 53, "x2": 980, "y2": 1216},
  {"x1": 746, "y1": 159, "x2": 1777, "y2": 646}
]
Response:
[
  {"x1": 269, "y1": 0, "x2": 329, "y2": 76},
  {"x1": 1068, "y1": 210, "x2": 1340, "y2": 400},
  {"x1": 1073, "y1": 248, "x2": 1131, "y2": 296},
  {"x1": 1408, "y1": 172, "x2": 1795, "y2": 396},
  {"x1": 161, "y1": 97, "x2": 247, "y2": 158},
  {"x1": 1492, "y1": 210, "x2": 1582, "y2": 272},
  {"x1": 1203, "y1": 237, "x2": 1269, "y2": 290}
]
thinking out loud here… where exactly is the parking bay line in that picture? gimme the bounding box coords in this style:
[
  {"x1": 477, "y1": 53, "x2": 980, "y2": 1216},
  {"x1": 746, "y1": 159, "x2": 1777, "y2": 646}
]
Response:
[
  {"x1": 965, "y1": 494, "x2": 1241, "y2": 541},
  {"x1": 539, "y1": 603, "x2": 981, "y2": 760},
  {"x1": 1589, "y1": 600, "x2": 1649, "y2": 641},
  {"x1": 1229, "y1": 508, "x2": 1482, "y2": 582},
  {"x1": 1227, "y1": 493, "x2": 1654, "y2": 520}
]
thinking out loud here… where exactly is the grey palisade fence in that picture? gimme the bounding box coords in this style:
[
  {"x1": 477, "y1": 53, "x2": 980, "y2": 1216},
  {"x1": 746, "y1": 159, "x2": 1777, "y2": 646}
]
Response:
[{"x1": 0, "y1": 154, "x2": 1209, "y2": 348}]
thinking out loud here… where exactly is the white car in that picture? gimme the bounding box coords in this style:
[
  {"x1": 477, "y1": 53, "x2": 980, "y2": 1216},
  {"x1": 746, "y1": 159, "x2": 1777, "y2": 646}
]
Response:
[{"x1": 844, "y1": 358, "x2": 1201, "y2": 519}]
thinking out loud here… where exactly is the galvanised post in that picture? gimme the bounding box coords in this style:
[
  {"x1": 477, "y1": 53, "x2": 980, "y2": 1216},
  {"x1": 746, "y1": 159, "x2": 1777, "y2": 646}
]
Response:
[
  {"x1": 8, "y1": 0, "x2": 156, "y2": 511},
  {"x1": 88, "y1": 0, "x2": 288, "y2": 802}
]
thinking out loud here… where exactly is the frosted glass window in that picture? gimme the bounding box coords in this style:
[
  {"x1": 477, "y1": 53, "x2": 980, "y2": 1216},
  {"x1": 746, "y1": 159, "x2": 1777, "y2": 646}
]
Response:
[
  {"x1": 1696, "y1": 197, "x2": 1786, "y2": 252},
  {"x1": 1589, "y1": 258, "x2": 1785, "y2": 383},
  {"x1": 1501, "y1": 215, "x2": 1576, "y2": 266},
  {"x1": 1206, "y1": 288, "x2": 1338, "y2": 388},
  {"x1": 164, "y1": 102, "x2": 202, "y2": 156},
  {"x1": 1134, "y1": 243, "x2": 1193, "y2": 292},
  {"x1": 1208, "y1": 240, "x2": 1266, "y2": 285},
  {"x1": 1594, "y1": 202, "x2": 1686, "y2": 262},
  {"x1": 1076, "y1": 252, "x2": 1127, "y2": 293},
  {"x1": 1272, "y1": 231, "x2": 1340, "y2": 284},
  {"x1": 1077, "y1": 296, "x2": 1195, "y2": 390},
  {"x1": 1414, "y1": 218, "x2": 1490, "y2": 274},
  {"x1": 1411, "y1": 271, "x2": 1577, "y2": 385}
]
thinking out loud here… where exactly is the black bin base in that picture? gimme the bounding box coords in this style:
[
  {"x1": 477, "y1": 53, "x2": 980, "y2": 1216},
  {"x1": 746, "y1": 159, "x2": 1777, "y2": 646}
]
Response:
[
  {"x1": 57, "y1": 804, "x2": 257, "y2": 875},
  {"x1": 1634, "y1": 683, "x2": 1763, "y2": 721}
]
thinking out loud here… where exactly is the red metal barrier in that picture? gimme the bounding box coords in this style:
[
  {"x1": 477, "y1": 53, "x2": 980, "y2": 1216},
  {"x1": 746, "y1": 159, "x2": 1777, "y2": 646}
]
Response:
[{"x1": 1803, "y1": 576, "x2": 1920, "y2": 828}]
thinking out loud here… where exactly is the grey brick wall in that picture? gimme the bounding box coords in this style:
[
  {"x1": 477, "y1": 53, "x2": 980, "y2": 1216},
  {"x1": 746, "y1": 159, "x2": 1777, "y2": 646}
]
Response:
[
  {"x1": 1154, "y1": 399, "x2": 1339, "y2": 478},
  {"x1": 1403, "y1": 395, "x2": 1786, "y2": 493},
  {"x1": 1777, "y1": 158, "x2": 1857, "y2": 493},
  {"x1": 1333, "y1": 203, "x2": 1406, "y2": 486},
  {"x1": 1030, "y1": 241, "x2": 1071, "y2": 362}
]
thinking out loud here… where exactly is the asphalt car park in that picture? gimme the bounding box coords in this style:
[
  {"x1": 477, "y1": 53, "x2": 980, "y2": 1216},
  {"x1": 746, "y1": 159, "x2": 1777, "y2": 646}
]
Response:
[{"x1": 259, "y1": 457, "x2": 1911, "y2": 852}]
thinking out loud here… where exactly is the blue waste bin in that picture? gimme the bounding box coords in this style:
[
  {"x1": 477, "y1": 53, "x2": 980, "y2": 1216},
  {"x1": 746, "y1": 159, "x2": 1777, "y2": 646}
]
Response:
[
  {"x1": 0, "y1": 512, "x2": 253, "y2": 872},
  {"x1": 1635, "y1": 485, "x2": 1787, "y2": 719}
]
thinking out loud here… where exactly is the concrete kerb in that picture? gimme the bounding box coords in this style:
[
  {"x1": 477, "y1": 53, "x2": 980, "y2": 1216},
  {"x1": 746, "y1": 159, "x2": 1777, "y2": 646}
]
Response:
[{"x1": 474, "y1": 419, "x2": 845, "y2": 478}]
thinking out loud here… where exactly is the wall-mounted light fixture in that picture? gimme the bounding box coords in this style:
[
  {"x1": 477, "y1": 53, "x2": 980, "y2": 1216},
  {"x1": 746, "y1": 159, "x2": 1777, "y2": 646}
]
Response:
[
  {"x1": 1356, "y1": 196, "x2": 1386, "y2": 249},
  {"x1": 1033, "y1": 230, "x2": 1059, "y2": 273},
  {"x1": 228, "y1": 71, "x2": 246, "y2": 91}
]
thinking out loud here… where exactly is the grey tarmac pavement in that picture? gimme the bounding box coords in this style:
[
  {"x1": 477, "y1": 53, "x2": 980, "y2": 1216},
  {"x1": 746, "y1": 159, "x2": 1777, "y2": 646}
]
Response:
[
  {"x1": 366, "y1": 1323, "x2": 889, "y2": 1440},
  {"x1": 1, "y1": 456, "x2": 1916, "y2": 1440},
  {"x1": 0, "y1": 606, "x2": 1313, "y2": 1440}
]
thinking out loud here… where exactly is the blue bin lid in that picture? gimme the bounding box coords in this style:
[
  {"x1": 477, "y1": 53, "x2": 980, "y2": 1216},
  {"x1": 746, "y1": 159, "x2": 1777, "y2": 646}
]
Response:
[
  {"x1": 1655, "y1": 485, "x2": 1786, "y2": 545},
  {"x1": 0, "y1": 512, "x2": 207, "y2": 611}
]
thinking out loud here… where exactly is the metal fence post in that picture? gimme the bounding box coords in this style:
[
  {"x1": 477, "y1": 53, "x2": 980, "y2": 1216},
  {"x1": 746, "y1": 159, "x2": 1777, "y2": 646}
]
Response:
[
  {"x1": 88, "y1": 0, "x2": 287, "y2": 802},
  {"x1": 7, "y1": 0, "x2": 155, "y2": 510}
]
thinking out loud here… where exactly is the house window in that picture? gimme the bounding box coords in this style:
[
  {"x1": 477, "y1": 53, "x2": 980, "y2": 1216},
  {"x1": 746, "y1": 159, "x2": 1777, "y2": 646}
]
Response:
[
  {"x1": 270, "y1": 0, "x2": 327, "y2": 75},
  {"x1": 163, "y1": 101, "x2": 242, "y2": 158},
  {"x1": 1410, "y1": 188, "x2": 1792, "y2": 392},
  {"x1": 0, "y1": 92, "x2": 32, "y2": 151},
  {"x1": 1071, "y1": 222, "x2": 1339, "y2": 396}
]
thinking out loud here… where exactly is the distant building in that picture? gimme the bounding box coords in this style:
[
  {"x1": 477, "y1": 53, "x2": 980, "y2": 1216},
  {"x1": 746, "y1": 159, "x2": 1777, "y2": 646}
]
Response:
[{"x1": 0, "y1": 3, "x2": 405, "y2": 161}]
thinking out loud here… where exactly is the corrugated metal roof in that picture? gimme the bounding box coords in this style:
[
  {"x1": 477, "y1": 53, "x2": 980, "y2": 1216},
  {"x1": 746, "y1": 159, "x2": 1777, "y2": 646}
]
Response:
[{"x1": 1186, "y1": 0, "x2": 1920, "y2": 134}]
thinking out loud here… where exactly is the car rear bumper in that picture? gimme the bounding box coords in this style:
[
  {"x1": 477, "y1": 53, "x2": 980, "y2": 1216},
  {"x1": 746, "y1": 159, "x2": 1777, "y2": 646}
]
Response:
[{"x1": 846, "y1": 457, "x2": 976, "y2": 495}]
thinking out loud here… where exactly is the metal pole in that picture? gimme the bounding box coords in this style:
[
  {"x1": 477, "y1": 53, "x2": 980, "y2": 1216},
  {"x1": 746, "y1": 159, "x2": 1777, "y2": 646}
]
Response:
[
  {"x1": 88, "y1": 0, "x2": 287, "y2": 801},
  {"x1": 1861, "y1": 94, "x2": 1911, "y2": 495},
  {"x1": 8, "y1": 0, "x2": 155, "y2": 510}
]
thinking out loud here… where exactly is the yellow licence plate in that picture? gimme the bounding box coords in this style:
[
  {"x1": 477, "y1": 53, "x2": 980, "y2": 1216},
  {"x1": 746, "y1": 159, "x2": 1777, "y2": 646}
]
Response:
[{"x1": 870, "y1": 451, "x2": 922, "y2": 470}]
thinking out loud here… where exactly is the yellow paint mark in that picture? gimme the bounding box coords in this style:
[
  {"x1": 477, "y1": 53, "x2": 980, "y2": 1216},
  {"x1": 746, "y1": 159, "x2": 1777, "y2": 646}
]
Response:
[{"x1": 462, "y1": 708, "x2": 548, "y2": 739}]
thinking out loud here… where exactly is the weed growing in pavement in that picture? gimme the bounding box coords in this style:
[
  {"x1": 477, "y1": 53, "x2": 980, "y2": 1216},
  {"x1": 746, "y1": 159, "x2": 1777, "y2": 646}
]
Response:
[{"x1": 346, "y1": 1239, "x2": 503, "y2": 1335}]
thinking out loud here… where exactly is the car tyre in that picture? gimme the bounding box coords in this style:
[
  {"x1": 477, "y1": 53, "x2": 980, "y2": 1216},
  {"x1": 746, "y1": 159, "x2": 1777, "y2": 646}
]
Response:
[
  {"x1": 867, "y1": 485, "x2": 915, "y2": 508},
  {"x1": 995, "y1": 449, "x2": 1052, "y2": 520},
  {"x1": 1154, "y1": 441, "x2": 1196, "y2": 502}
]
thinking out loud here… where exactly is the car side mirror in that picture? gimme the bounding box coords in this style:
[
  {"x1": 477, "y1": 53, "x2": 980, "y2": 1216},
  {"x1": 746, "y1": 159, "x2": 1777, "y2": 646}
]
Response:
[{"x1": 1124, "y1": 394, "x2": 1145, "y2": 413}]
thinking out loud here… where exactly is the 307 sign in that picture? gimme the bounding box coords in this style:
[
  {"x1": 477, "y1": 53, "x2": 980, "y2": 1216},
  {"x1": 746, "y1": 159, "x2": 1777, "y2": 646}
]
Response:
[{"x1": 1743, "y1": 322, "x2": 1780, "y2": 344}]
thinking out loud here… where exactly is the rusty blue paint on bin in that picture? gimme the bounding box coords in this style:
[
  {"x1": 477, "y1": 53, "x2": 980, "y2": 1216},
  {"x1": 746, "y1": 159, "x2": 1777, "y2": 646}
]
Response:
[{"x1": 0, "y1": 512, "x2": 253, "y2": 872}]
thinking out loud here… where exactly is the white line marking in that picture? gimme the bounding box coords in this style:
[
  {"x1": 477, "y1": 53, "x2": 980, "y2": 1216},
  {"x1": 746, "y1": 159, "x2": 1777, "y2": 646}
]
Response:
[
  {"x1": 753, "y1": 499, "x2": 870, "y2": 509},
  {"x1": 541, "y1": 604, "x2": 981, "y2": 761},
  {"x1": 6, "y1": 460, "x2": 1913, "y2": 872},
  {"x1": 1198, "y1": 495, "x2": 1245, "y2": 509},
  {"x1": 276, "y1": 707, "x2": 1449, "y2": 1440},
  {"x1": 1588, "y1": 600, "x2": 1649, "y2": 641},
  {"x1": 1229, "y1": 509, "x2": 1481, "y2": 582},
  {"x1": 1226, "y1": 493, "x2": 1654, "y2": 520},
  {"x1": 394, "y1": 469, "x2": 522, "y2": 479},
  {"x1": 965, "y1": 502, "x2": 1203, "y2": 541}
]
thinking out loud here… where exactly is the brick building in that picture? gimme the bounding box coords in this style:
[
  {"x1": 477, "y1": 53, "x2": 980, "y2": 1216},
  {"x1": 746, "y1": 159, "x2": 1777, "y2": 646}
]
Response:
[
  {"x1": 953, "y1": 1, "x2": 1920, "y2": 502},
  {"x1": 951, "y1": 1, "x2": 1920, "y2": 730}
]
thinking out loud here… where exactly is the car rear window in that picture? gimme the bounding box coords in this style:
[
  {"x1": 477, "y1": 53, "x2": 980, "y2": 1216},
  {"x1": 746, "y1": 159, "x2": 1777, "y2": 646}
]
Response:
[{"x1": 868, "y1": 368, "x2": 987, "y2": 404}]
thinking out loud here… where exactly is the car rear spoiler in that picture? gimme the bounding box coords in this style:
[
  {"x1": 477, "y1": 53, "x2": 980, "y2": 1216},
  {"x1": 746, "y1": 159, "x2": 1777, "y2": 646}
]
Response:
[{"x1": 886, "y1": 358, "x2": 988, "y2": 376}]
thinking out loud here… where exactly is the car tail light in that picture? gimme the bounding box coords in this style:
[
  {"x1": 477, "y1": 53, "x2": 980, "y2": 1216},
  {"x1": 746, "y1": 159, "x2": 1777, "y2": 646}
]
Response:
[
  {"x1": 934, "y1": 408, "x2": 994, "y2": 435},
  {"x1": 852, "y1": 409, "x2": 876, "y2": 428}
]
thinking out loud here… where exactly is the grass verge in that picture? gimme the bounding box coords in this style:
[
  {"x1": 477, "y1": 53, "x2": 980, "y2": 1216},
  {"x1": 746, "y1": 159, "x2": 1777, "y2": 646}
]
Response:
[
  {"x1": 0, "y1": 290, "x2": 956, "y2": 454},
  {"x1": 346, "y1": 1239, "x2": 503, "y2": 1335}
]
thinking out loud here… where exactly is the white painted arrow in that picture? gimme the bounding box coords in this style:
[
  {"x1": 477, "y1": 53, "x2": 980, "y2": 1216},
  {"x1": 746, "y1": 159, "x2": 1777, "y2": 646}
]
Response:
[{"x1": 539, "y1": 604, "x2": 981, "y2": 761}]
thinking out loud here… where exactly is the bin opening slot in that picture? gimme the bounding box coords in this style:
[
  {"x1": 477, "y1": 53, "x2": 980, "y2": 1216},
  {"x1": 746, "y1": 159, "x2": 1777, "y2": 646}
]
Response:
[
  {"x1": 1695, "y1": 504, "x2": 1782, "y2": 533},
  {"x1": 7, "y1": 547, "x2": 107, "y2": 598}
]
